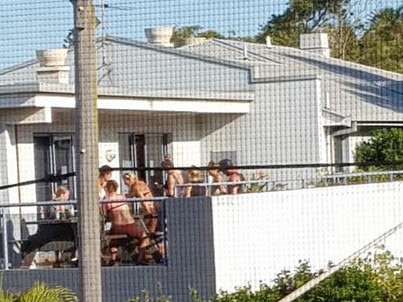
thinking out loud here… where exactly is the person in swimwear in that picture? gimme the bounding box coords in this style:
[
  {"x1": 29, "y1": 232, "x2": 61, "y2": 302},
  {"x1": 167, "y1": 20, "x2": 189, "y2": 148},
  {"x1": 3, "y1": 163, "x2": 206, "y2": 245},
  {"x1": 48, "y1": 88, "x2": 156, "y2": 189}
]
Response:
[
  {"x1": 98, "y1": 165, "x2": 112, "y2": 200},
  {"x1": 102, "y1": 180, "x2": 149, "y2": 265},
  {"x1": 122, "y1": 172, "x2": 158, "y2": 233},
  {"x1": 161, "y1": 155, "x2": 184, "y2": 197}
]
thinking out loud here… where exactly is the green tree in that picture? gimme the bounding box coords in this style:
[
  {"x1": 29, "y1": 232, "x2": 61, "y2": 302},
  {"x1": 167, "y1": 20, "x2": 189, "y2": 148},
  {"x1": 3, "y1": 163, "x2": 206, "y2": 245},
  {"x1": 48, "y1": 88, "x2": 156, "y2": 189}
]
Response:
[
  {"x1": 354, "y1": 128, "x2": 403, "y2": 171},
  {"x1": 255, "y1": 0, "x2": 350, "y2": 48},
  {"x1": 254, "y1": 0, "x2": 403, "y2": 69},
  {"x1": 198, "y1": 30, "x2": 224, "y2": 39},
  {"x1": 171, "y1": 26, "x2": 224, "y2": 47},
  {"x1": 357, "y1": 7, "x2": 403, "y2": 73}
]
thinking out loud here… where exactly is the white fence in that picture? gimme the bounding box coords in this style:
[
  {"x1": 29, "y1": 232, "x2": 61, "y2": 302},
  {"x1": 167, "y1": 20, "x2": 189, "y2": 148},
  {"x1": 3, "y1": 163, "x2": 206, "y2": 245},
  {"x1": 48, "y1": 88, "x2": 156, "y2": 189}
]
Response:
[{"x1": 211, "y1": 181, "x2": 403, "y2": 292}]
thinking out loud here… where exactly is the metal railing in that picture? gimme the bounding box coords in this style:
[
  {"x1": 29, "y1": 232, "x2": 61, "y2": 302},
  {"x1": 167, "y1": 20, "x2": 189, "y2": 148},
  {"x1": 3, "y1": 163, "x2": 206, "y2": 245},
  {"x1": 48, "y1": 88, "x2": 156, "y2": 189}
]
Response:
[
  {"x1": 0, "y1": 198, "x2": 166, "y2": 270},
  {"x1": 320, "y1": 170, "x2": 403, "y2": 186},
  {"x1": 174, "y1": 169, "x2": 403, "y2": 195},
  {"x1": 0, "y1": 200, "x2": 79, "y2": 269},
  {"x1": 174, "y1": 179, "x2": 275, "y2": 196}
]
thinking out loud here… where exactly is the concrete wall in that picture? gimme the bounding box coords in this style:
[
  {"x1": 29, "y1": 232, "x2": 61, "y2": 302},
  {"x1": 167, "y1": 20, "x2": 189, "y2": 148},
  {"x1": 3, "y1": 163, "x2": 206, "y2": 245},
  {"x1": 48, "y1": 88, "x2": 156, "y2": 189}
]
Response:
[
  {"x1": 212, "y1": 181, "x2": 403, "y2": 292},
  {"x1": 2, "y1": 182, "x2": 403, "y2": 300}
]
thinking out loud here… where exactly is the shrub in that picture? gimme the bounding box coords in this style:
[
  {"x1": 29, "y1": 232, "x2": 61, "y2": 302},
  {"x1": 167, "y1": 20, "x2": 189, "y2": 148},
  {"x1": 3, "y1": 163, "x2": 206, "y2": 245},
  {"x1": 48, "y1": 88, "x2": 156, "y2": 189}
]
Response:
[
  {"x1": 191, "y1": 248, "x2": 403, "y2": 302},
  {"x1": 0, "y1": 281, "x2": 77, "y2": 302}
]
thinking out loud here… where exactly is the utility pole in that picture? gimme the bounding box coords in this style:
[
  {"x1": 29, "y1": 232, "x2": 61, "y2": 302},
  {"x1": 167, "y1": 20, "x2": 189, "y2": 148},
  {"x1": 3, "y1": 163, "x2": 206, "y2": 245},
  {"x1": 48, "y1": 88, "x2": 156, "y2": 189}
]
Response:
[{"x1": 71, "y1": 0, "x2": 102, "y2": 301}]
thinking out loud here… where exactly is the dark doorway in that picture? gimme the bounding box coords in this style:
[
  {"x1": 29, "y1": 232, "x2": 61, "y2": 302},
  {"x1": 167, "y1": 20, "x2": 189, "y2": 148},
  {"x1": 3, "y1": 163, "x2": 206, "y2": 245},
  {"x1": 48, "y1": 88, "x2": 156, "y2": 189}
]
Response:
[
  {"x1": 120, "y1": 133, "x2": 171, "y2": 196},
  {"x1": 34, "y1": 134, "x2": 76, "y2": 202}
]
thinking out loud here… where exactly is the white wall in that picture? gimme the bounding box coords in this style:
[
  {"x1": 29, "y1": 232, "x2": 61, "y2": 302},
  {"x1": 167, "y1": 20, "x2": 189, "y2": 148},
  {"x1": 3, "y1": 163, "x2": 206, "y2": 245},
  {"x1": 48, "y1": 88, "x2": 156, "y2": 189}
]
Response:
[
  {"x1": 0, "y1": 125, "x2": 19, "y2": 210},
  {"x1": 212, "y1": 182, "x2": 403, "y2": 292},
  {"x1": 200, "y1": 78, "x2": 326, "y2": 185},
  {"x1": 172, "y1": 141, "x2": 201, "y2": 167}
]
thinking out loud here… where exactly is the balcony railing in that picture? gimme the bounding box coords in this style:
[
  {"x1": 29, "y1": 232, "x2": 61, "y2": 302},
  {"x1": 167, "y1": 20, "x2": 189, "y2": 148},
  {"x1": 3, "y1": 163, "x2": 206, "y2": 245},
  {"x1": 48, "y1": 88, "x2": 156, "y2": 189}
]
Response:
[
  {"x1": 320, "y1": 170, "x2": 403, "y2": 186},
  {"x1": 0, "y1": 198, "x2": 166, "y2": 270},
  {"x1": 175, "y1": 169, "x2": 403, "y2": 194}
]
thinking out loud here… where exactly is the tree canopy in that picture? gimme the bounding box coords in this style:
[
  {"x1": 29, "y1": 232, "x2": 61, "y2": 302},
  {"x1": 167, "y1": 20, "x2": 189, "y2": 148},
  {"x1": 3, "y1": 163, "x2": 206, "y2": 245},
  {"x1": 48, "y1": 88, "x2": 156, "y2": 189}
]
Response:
[
  {"x1": 171, "y1": 26, "x2": 224, "y2": 47},
  {"x1": 255, "y1": 0, "x2": 403, "y2": 72},
  {"x1": 256, "y1": 0, "x2": 348, "y2": 47},
  {"x1": 356, "y1": 7, "x2": 403, "y2": 73},
  {"x1": 354, "y1": 128, "x2": 403, "y2": 171},
  {"x1": 170, "y1": 2, "x2": 402, "y2": 73}
]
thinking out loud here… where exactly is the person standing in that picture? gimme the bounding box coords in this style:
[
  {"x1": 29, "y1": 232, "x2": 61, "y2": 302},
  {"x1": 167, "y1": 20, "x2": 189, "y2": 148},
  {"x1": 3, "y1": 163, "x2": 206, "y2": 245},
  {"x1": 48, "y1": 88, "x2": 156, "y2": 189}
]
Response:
[
  {"x1": 122, "y1": 172, "x2": 158, "y2": 234},
  {"x1": 184, "y1": 167, "x2": 207, "y2": 197},
  {"x1": 218, "y1": 159, "x2": 243, "y2": 194},
  {"x1": 98, "y1": 165, "x2": 112, "y2": 200},
  {"x1": 208, "y1": 161, "x2": 227, "y2": 195},
  {"x1": 161, "y1": 155, "x2": 184, "y2": 197}
]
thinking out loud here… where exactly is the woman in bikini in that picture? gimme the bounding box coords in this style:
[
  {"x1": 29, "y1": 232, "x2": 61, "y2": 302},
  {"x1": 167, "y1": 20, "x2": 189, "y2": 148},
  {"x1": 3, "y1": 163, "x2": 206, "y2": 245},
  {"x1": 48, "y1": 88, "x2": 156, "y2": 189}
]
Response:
[
  {"x1": 161, "y1": 156, "x2": 184, "y2": 197},
  {"x1": 102, "y1": 180, "x2": 149, "y2": 265},
  {"x1": 184, "y1": 167, "x2": 207, "y2": 197},
  {"x1": 208, "y1": 161, "x2": 227, "y2": 195}
]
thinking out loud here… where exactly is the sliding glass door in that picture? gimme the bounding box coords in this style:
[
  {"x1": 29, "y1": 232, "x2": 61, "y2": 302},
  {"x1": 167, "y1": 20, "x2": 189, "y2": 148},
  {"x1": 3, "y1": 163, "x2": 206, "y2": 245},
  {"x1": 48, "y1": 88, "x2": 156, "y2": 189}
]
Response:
[
  {"x1": 119, "y1": 133, "x2": 171, "y2": 196},
  {"x1": 34, "y1": 134, "x2": 76, "y2": 202}
]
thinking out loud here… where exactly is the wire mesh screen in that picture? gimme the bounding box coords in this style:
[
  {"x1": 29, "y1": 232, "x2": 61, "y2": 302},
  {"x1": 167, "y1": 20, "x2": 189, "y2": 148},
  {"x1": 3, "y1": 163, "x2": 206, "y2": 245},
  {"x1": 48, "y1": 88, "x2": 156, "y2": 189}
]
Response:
[{"x1": 0, "y1": 0, "x2": 403, "y2": 301}]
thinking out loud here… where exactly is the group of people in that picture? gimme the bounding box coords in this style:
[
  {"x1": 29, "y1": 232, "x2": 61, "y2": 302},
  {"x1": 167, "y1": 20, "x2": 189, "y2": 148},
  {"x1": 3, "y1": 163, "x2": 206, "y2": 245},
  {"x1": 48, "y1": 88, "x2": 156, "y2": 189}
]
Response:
[
  {"x1": 98, "y1": 165, "x2": 159, "y2": 265},
  {"x1": 161, "y1": 156, "x2": 244, "y2": 197},
  {"x1": 21, "y1": 165, "x2": 160, "y2": 267},
  {"x1": 98, "y1": 157, "x2": 244, "y2": 262},
  {"x1": 21, "y1": 157, "x2": 244, "y2": 267},
  {"x1": 208, "y1": 159, "x2": 244, "y2": 195}
]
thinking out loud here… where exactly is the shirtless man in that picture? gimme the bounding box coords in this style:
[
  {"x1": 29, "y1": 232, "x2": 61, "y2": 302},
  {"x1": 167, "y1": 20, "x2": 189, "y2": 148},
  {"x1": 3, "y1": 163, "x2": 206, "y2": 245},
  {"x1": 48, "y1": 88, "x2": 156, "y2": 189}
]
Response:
[
  {"x1": 102, "y1": 180, "x2": 149, "y2": 265},
  {"x1": 122, "y1": 172, "x2": 158, "y2": 233},
  {"x1": 218, "y1": 159, "x2": 242, "y2": 194},
  {"x1": 98, "y1": 165, "x2": 112, "y2": 200}
]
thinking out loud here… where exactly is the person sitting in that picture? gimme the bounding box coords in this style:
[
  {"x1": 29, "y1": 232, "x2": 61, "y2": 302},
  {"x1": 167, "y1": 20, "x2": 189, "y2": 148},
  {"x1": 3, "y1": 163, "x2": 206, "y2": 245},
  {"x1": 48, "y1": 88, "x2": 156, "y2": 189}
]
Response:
[
  {"x1": 21, "y1": 186, "x2": 77, "y2": 267},
  {"x1": 208, "y1": 161, "x2": 227, "y2": 195},
  {"x1": 218, "y1": 159, "x2": 243, "y2": 194},
  {"x1": 46, "y1": 186, "x2": 72, "y2": 219},
  {"x1": 122, "y1": 172, "x2": 158, "y2": 234},
  {"x1": 102, "y1": 179, "x2": 149, "y2": 265},
  {"x1": 184, "y1": 167, "x2": 207, "y2": 197},
  {"x1": 161, "y1": 155, "x2": 184, "y2": 197}
]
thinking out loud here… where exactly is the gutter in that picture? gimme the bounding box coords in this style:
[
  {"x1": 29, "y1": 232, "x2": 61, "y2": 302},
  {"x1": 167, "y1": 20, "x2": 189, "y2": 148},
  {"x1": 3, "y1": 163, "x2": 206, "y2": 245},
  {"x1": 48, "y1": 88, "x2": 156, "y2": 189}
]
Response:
[
  {"x1": 331, "y1": 121, "x2": 358, "y2": 137},
  {"x1": 0, "y1": 82, "x2": 255, "y2": 103}
]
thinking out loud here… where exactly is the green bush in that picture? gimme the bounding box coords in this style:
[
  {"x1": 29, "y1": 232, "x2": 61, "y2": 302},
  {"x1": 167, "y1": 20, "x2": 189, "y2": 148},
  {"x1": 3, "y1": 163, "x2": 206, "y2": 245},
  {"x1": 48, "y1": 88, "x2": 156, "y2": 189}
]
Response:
[
  {"x1": 355, "y1": 128, "x2": 403, "y2": 171},
  {"x1": 190, "y1": 248, "x2": 403, "y2": 302},
  {"x1": 0, "y1": 281, "x2": 77, "y2": 302}
]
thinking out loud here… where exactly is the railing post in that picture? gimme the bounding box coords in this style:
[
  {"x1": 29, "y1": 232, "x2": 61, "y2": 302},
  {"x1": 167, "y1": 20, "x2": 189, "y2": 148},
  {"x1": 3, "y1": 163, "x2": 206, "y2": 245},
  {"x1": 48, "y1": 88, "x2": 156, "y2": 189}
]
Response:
[{"x1": 1, "y1": 208, "x2": 9, "y2": 270}]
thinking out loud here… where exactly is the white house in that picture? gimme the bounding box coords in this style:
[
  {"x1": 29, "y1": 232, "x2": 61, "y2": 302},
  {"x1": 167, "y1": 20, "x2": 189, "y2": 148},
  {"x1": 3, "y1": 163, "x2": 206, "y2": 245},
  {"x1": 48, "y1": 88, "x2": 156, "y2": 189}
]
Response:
[{"x1": 0, "y1": 28, "x2": 402, "y2": 205}]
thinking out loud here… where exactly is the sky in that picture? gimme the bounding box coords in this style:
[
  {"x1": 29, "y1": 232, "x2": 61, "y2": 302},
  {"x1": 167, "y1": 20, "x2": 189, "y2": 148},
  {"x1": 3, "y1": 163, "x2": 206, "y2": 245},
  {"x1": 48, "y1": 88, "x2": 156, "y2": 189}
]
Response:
[{"x1": 0, "y1": 0, "x2": 400, "y2": 69}]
